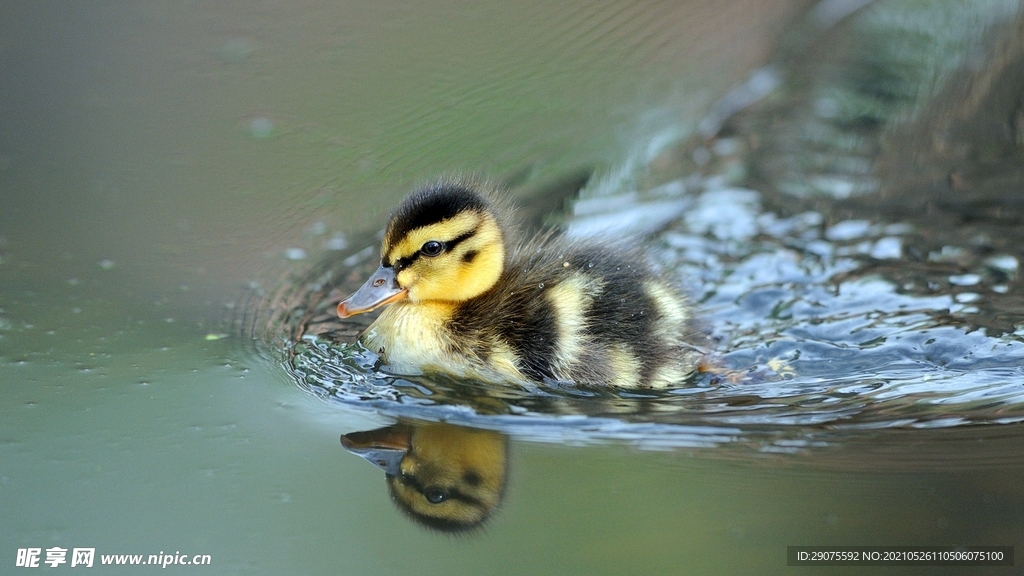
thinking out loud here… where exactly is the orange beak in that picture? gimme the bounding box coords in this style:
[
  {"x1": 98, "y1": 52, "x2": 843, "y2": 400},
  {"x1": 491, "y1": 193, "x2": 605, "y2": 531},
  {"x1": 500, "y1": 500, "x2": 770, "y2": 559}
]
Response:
[{"x1": 337, "y1": 265, "x2": 409, "y2": 318}]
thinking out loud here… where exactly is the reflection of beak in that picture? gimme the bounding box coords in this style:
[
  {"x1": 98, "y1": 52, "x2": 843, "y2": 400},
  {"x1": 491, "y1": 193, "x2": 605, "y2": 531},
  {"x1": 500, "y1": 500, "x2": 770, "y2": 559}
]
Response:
[
  {"x1": 337, "y1": 265, "x2": 408, "y2": 318},
  {"x1": 340, "y1": 425, "x2": 413, "y2": 476}
]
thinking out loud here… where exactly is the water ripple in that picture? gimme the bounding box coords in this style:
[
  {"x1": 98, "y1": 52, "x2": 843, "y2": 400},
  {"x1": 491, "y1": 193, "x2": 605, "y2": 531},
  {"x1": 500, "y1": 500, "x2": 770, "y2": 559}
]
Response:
[{"x1": 242, "y1": 146, "x2": 1024, "y2": 457}]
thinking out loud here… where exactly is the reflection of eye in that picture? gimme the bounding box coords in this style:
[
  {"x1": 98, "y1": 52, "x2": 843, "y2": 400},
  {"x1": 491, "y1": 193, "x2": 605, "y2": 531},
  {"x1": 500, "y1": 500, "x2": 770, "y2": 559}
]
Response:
[
  {"x1": 424, "y1": 488, "x2": 448, "y2": 504},
  {"x1": 421, "y1": 241, "x2": 444, "y2": 257}
]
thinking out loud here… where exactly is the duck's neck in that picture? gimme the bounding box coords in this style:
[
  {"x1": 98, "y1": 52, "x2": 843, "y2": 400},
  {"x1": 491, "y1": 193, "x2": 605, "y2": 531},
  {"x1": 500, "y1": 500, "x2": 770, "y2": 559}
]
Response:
[{"x1": 363, "y1": 301, "x2": 457, "y2": 367}]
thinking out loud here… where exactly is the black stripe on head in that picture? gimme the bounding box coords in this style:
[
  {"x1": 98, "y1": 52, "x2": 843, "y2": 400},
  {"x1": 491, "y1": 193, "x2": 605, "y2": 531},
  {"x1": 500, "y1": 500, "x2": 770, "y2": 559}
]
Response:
[
  {"x1": 385, "y1": 184, "x2": 489, "y2": 250},
  {"x1": 388, "y1": 224, "x2": 481, "y2": 270},
  {"x1": 446, "y1": 226, "x2": 478, "y2": 252},
  {"x1": 386, "y1": 474, "x2": 489, "y2": 533}
]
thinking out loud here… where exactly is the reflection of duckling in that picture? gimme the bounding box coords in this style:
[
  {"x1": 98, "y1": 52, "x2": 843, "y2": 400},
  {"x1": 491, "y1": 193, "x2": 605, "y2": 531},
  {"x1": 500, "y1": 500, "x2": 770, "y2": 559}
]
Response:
[
  {"x1": 341, "y1": 422, "x2": 508, "y2": 532},
  {"x1": 337, "y1": 180, "x2": 700, "y2": 387}
]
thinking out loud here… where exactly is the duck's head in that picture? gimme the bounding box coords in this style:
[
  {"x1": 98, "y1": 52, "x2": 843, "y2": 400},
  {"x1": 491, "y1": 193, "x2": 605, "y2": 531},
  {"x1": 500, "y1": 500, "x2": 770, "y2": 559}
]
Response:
[
  {"x1": 341, "y1": 421, "x2": 508, "y2": 532},
  {"x1": 337, "y1": 183, "x2": 508, "y2": 318}
]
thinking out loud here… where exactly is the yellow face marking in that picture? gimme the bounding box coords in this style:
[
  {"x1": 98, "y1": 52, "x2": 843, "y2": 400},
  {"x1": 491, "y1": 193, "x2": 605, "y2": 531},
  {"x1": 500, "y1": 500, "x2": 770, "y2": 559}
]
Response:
[
  {"x1": 383, "y1": 211, "x2": 505, "y2": 303},
  {"x1": 385, "y1": 212, "x2": 480, "y2": 261}
]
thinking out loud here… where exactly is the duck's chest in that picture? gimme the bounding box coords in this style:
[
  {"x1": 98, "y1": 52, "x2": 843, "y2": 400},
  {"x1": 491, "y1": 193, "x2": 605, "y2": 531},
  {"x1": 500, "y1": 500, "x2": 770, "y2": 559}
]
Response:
[
  {"x1": 361, "y1": 303, "x2": 450, "y2": 368},
  {"x1": 360, "y1": 302, "x2": 524, "y2": 382}
]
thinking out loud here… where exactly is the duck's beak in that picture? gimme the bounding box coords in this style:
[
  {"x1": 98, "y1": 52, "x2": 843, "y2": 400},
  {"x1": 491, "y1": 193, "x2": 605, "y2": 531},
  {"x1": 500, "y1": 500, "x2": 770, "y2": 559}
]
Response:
[
  {"x1": 341, "y1": 425, "x2": 413, "y2": 476},
  {"x1": 337, "y1": 265, "x2": 408, "y2": 318}
]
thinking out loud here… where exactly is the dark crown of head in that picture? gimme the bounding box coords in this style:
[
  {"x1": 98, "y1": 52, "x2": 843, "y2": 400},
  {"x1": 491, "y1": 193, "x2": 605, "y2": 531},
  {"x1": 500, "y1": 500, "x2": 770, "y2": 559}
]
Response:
[{"x1": 386, "y1": 184, "x2": 489, "y2": 247}]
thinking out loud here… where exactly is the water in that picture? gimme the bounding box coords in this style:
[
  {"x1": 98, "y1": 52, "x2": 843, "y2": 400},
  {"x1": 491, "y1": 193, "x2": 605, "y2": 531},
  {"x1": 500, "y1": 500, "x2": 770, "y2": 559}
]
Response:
[
  {"x1": 268, "y1": 157, "x2": 1024, "y2": 490},
  {"x1": 3, "y1": 1, "x2": 1024, "y2": 574}
]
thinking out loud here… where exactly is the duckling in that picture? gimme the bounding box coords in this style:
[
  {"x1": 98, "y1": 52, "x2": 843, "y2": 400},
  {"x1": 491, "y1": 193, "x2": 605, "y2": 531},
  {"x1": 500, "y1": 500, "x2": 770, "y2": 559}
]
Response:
[
  {"x1": 336, "y1": 180, "x2": 700, "y2": 388},
  {"x1": 341, "y1": 422, "x2": 508, "y2": 532}
]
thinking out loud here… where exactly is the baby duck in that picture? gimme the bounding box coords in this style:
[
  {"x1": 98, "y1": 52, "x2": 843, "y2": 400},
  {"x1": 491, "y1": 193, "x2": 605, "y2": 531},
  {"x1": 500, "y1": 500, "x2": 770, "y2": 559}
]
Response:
[
  {"x1": 337, "y1": 180, "x2": 699, "y2": 388},
  {"x1": 341, "y1": 422, "x2": 508, "y2": 532}
]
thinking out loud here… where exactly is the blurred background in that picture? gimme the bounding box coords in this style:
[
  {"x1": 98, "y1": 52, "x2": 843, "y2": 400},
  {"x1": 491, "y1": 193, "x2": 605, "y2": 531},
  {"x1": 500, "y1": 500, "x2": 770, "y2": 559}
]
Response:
[{"x1": 0, "y1": 0, "x2": 806, "y2": 311}]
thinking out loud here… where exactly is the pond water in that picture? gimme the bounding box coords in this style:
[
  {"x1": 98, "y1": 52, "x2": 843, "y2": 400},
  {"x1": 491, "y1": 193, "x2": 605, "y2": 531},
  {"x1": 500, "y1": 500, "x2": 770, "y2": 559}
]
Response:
[{"x1": 3, "y1": 1, "x2": 1024, "y2": 575}]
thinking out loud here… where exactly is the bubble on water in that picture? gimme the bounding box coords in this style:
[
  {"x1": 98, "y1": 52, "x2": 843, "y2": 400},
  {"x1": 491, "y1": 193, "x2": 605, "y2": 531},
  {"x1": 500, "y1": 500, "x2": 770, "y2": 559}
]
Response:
[
  {"x1": 686, "y1": 188, "x2": 760, "y2": 241},
  {"x1": 869, "y1": 237, "x2": 901, "y2": 259},
  {"x1": 884, "y1": 223, "x2": 913, "y2": 235},
  {"x1": 98, "y1": 259, "x2": 115, "y2": 270},
  {"x1": 324, "y1": 234, "x2": 348, "y2": 251},
  {"x1": 825, "y1": 219, "x2": 872, "y2": 241},
  {"x1": 247, "y1": 117, "x2": 274, "y2": 139},
  {"x1": 712, "y1": 138, "x2": 740, "y2": 156},
  {"x1": 692, "y1": 147, "x2": 712, "y2": 166},
  {"x1": 984, "y1": 254, "x2": 1018, "y2": 273},
  {"x1": 949, "y1": 274, "x2": 980, "y2": 286},
  {"x1": 929, "y1": 246, "x2": 965, "y2": 262},
  {"x1": 814, "y1": 97, "x2": 841, "y2": 118},
  {"x1": 218, "y1": 37, "x2": 254, "y2": 64},
  {"x1": 284, "y1": 248, "x2": 307, "y2": 261}
]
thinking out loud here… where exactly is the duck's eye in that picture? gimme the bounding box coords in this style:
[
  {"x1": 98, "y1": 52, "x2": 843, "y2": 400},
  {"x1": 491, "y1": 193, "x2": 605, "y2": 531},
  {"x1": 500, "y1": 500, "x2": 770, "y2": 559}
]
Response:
[
  {"x1": 423, "y1": 487, "x2": 449, "y2": 504},
  {"x1": 421, "y1": 240, "x2": 445, "y2": 257}
]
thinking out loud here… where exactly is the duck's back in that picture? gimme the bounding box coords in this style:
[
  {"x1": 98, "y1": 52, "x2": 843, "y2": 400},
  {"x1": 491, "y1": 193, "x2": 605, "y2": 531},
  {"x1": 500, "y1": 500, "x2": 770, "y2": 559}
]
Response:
[{"x1": 450, "y1": 239, "x2": 697, "y2": 387}]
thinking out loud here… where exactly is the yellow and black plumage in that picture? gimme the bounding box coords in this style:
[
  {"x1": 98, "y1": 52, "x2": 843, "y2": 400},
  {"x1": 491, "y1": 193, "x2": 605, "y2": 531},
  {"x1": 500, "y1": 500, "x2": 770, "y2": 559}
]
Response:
[
  {"x1": 337, "y1": 180, "x2": 700, "y2": 388},
  {"x1": 341, "y1": 422, "x2": 508, "y2": 532}
]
